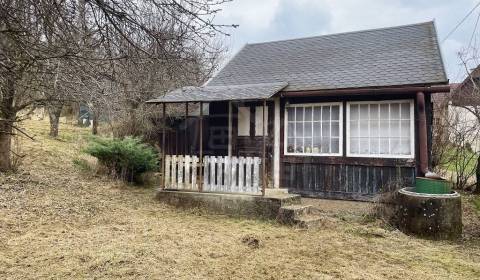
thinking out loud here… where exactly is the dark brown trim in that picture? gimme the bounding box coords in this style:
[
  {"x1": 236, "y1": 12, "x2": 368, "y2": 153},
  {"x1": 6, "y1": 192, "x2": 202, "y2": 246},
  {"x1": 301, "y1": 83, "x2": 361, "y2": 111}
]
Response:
[
  {"x1": 281, "y1": 85, "x2": 450, "y2": 98},
  {"x1": 281, "y1": 155, "x2": 416, "y2": 167}
]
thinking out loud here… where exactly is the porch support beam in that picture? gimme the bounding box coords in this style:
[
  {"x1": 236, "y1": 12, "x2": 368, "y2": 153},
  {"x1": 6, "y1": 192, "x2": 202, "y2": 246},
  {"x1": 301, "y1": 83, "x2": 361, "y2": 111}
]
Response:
[
  {"x1": 199, "y1": 102, "x2": 204, "y2": 192},
  {"x1": 416, "y1": 91, "x2": 428, "y2": 176},
  {"x1": 273, "y1": 97, "x2": 280, "y2": 188},
  {"x1": 262, "y1": 99, "x2": 267, "y2": 196},
  {"x1": 185, "y1": 102, "x2": 188, "y2": 155},
  {"x1": 228, "y1": 101, "x2": 232, "y2": 157},
  {"x1": 162, "y1": 103, "x2": 166, "y2": 189}
]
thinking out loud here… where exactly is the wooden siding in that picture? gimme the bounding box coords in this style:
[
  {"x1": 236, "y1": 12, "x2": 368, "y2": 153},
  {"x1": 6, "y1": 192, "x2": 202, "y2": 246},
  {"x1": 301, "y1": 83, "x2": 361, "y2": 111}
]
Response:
[{"x1": 282, "y1": 162, "x2": 415, "y2": 201}]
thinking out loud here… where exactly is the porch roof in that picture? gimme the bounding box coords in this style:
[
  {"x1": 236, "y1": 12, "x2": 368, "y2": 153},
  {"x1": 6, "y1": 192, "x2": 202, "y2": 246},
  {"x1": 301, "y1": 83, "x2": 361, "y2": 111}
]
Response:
[{"x1": 146, "y1": 82, "x2": 288, "y2": 103}]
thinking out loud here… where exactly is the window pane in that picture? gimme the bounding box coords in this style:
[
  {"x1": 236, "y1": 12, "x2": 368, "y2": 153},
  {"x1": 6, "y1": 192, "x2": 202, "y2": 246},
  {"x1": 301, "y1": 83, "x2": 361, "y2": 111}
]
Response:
[
  {"x1": 401, "y1": 120, "x2": 410, "y2": 137},
  {"x1": 287, "y1": 107, "x2": 295, "y2": 121},
  {"x1": 313, "y1": 122, "x2": 321, "y2": 137},
  {"x1": 360, "y1": 104, "x2": 369, "y2": 120},
  {"x1": 370, "y1": 138, "x2": 379, "y2": 154},
  {"x1": 350, "y1": 138, "x2": 359, "y2": 154},
  {"x1": 322, "y1": 122, "x2": 330, "y2": 137},
  {"x1": 390, "y1": 120, "x2": 400, "y2": 137},
  {"x1": 304, "y1": 138, "x2": 312, "y2": 153},
  {"x1": 296, "y1": 138, "x2": 304, "y2": 153},
  {"x1": 288, "y1": 123, "x2": 295, "y2": 138},
  {"x1": 390, "y1": 103, "x2": 400, "y2": 119},
  {"x1": 350, "y1": 104, "x2": 359, "y2": 121},
  {"x1": 238, "y1": 106, "x2": 250, "y2": 136},
  {"x1": 287, "y1": 138, "x2": 295, "y2": 153},
  {"x1": 322, "y1": 106, "x2": 330, "y2": 121},
  {"x1": 350, "y1": 121, "x2": 359, "y2": 137},
  {"x1": 295, "y1": 122, "x2": 303, "y2": 137},
  {"x1": 313, "y1": 107, "x2": 322, "y2": 121},
  {"x1": 331, "y1": 106, "x2": 340, "y2": 120},
  {"x1": 370, "y1": 121, "x2": 379, "y2": 137},
  {"x1": 370, "y1": 104, "x2": 379, "y2": 120},
  {"x1": 359, "y1": 138, "x2": 369, "y2": 154},
  {"x1": 391, "y1": 138, "x2": 401, "y2": 154},
  {"x1": 379, "y1": 138, "x2": 389, "y2": 154},
  {"x1": 380, "y1": 120, "x2": 389, "y2": 134},
  {"x1": 321, "y1": 137, "x2": 330, "y2": 153},
  {"x1": 305, "y1": 107, "x2": 312, "y2": 121},
  {"x1": 359, "y1": 120, "x2": 368, "y2": 137},
  {"x1": 331, "y1": 121, "x2": 340, "y2": 137},
  {"x1": 400, "y1": 139, "x2": 411, "y2": 155},
  {"x1": 380, "y1": 104, "x2": 389, "y2": 119},
  {"x1": 401, "y1": 103, "x2": 410, "y2": 119},
  {"x1": 313, "y1": 137, "x2": 321, "y2": 153},
  {"x1": 304, "y1": 121, "x2": 312, "y2": 137},
  {"x1": 331, "y1": 138, "x2": 340, "y2": 153},
  {"x1": 255, "y1": 106, "x2": 268, "y2": 136},
  {"x1": 296, "y1": 107, "x2": 304, "y2": 121}
]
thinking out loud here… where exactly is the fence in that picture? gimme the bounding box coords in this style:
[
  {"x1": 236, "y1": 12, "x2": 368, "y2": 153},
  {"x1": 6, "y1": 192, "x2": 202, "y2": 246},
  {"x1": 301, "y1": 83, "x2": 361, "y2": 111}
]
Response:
[{"x1": 164, "y1": 155, "x2": 262, "y2": 194}]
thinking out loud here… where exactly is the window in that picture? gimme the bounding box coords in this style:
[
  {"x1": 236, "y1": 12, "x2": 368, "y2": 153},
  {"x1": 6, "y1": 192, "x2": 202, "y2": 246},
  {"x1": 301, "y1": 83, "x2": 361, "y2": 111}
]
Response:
[
  {"x1": 238, "y1": 106, "x2": 250, "y2": 136},
  {"x1": 347, "y1": 100, "x2": 414, "y2": 158},
  {"x1": 255, "y1": 106, "x2": 268, "y2": 136},
  {"x1": 285, "y1": 103, "x2": 342, "y2": 156}
]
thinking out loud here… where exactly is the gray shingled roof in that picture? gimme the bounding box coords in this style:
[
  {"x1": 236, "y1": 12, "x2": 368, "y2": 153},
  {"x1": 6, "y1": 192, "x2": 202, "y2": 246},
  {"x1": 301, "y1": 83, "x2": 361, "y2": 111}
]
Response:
[
  {"x1": 146, "y1": 82, "x2": 288, "y2": 103},
  {"x1": 207, "y1": 21, "x2": 448, "y2": 91}
]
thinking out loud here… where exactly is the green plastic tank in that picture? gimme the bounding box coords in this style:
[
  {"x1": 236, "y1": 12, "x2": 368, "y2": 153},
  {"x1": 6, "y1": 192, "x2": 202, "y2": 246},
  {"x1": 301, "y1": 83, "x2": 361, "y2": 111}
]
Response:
[{"x1": 415, "y1": 177, "x2": 452, "y2": 194}]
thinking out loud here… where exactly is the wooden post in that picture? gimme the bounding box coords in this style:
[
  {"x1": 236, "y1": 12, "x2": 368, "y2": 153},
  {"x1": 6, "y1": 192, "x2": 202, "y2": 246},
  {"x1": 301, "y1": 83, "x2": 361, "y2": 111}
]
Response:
[
  {"x1": 185, "y1": 102, "x2": 188, "y2": 155},
  {"x1": 199, "y1": 102, "x2": 204, "y2": 192},
  {"x1": 262, "y1": 99, "x2": 267, "y2": 196},
  {"x1": 162, "y1": 103, "x2": 166, "y2": 189}
]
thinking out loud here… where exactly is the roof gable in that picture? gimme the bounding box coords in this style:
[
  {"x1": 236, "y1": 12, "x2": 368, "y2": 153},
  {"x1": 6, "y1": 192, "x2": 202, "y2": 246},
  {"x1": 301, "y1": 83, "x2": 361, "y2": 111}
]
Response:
[{"x1": 207, "y1": 22, "x2": 448, "y2": 91}]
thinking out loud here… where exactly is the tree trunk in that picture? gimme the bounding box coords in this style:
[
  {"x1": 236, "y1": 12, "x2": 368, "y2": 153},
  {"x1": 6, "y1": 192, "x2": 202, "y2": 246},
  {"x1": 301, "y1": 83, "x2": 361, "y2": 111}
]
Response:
[
  {"x1": 0, "y1": 121, "x2": 13, "y2": 172},
  {"x1": 0, "y1": 74, "x2": 16, "y2": 172},
  {"x1": 475, "y1": 156, "x2": 480, "y2": 194},
  {"x1": 92, "y1": 111, "x2": 98, "y2": 135},
  {"x1": 47, "y1": 103, "x2": 63, "y2": 137}
]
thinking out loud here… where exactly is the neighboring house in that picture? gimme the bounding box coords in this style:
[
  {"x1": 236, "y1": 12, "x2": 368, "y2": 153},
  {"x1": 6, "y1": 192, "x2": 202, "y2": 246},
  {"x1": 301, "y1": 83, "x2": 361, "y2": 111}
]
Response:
[
  {"x1": 434, "y1": 66, "x2": 480, "y2": 151},
  {"x1": 147, "y1": 22, "x2": 450, "y2": 201}
]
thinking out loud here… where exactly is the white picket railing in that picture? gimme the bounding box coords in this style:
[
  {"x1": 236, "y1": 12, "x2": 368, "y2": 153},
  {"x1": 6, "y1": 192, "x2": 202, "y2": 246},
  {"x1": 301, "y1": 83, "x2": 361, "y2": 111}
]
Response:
[
  {"x1": 164, "y1": 155, "x2": 262, "y2": 194},
  {"x1": 203, "y1": 156, "x2": 261, "y2": 194},
  {"x1": 165, "y1": 155, "x2": 200, "y2": 191}
]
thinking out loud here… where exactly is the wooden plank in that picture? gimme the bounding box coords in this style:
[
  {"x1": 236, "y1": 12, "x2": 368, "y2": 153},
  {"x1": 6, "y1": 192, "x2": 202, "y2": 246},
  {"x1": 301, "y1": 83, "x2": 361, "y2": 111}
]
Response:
[
  {"x1": 253, "y1": 157, "x2": 260, "y2": 193},
  {"x1": 245, "y1": 157, "x2": 253, "y2": 192},
  {"x1": 178, "y1": 155, "x2": 184, "y2": 189},
  {"x1": 231, "y1": 156, "x2": 238, "y2": 192},
  {"x1": 171, "y1": 155, "x2": 177, "y2": 189},
  {"x1": 217, "y1": 156, "x2": 224, "y2": 192},
  {"x1": 203, "y1": 156, "x2": 209, "y2": 191},
  {"x1": 185, "y1": 155, "x2": 191, "y2": 190},
  {"x1": 192, "y1": 156, "x2": 198, "y2": 190},
  {"x1": 239, "y1": 156, "x2": 245, "y2": 192},
  {"x1": 165, "y1": 155, "x2": 171, "y2": 188},
  {"x1": 210, "y1": 156, "x2": 216, "y2": 192},
  {"x1": 224, "y1": 156, "x2": 231, "y2": 192},
  {"x1": 281, "y1": 155, "x2": 415, "y2": 167}
]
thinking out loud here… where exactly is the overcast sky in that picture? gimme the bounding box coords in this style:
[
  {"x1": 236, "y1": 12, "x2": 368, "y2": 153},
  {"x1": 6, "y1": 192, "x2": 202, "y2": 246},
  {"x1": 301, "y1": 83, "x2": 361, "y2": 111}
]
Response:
[{"x1": 214, "y1": 0, "x2": 480, "y2": 83}]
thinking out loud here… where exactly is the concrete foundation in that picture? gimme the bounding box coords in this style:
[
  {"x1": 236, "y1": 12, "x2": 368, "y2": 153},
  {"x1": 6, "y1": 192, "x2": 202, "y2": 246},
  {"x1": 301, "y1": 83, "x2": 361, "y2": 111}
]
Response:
[
  {"x1": 156, "y1": 190, "x2": 301, "y2": 220},
  {"x1": 397, "y1": 187, "x2": 462, "y2": 240}
]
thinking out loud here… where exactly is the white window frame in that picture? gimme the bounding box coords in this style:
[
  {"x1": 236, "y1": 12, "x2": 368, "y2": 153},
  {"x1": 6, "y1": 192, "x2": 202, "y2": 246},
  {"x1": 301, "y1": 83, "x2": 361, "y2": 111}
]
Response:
[
  {"x1": 346, "y1": 99, "x2": 415, "y2": 159},
  {"x1": 284, "y1": 102, "x2": 343, "y2": 157}
]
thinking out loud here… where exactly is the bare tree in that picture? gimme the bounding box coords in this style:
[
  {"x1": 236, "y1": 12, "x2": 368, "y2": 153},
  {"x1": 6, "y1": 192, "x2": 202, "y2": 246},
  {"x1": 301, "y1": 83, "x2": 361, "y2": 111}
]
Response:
[{"x1": 0, "y1": 0, "x2": 234, "y2": 172}]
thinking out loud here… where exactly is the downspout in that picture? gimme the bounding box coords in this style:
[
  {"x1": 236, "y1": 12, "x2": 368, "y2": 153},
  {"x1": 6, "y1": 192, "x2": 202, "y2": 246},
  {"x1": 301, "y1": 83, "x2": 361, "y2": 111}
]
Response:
[{"x1": 416, "y1": 91, "x2": 428, "y2": 176}]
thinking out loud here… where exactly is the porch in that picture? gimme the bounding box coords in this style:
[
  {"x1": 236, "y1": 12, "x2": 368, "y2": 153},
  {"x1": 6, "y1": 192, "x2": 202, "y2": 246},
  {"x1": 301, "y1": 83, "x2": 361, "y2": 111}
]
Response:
[{"x1": 147, "y1": 83, "x2": 287, "y2": 197}]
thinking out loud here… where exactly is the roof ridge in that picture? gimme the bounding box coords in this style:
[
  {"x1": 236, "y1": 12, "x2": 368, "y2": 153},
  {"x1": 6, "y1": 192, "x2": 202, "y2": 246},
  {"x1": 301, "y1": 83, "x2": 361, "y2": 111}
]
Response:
[{"x1": 246, "y1": 21, "x2": 434, "y2": 46}]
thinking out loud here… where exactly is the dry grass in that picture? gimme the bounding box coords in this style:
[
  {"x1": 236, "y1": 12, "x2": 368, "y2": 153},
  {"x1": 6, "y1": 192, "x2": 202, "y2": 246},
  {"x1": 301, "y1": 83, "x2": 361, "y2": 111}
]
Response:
[{"x1": 1, "y1": 120, "x2": 480, "y2": 279}]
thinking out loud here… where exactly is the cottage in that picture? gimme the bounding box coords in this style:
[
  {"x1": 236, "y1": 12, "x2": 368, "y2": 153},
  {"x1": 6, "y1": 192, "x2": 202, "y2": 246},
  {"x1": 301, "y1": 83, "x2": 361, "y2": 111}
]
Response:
[{"x1": 147, "y1": 22, "x2": 450, "y2": 201}]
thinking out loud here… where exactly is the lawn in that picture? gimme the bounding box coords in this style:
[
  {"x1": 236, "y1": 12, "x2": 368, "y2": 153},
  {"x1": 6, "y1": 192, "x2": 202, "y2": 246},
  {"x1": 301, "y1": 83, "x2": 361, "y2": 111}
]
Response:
[{"x1": 1, "y1": 120, "x2": 480, "y2": 279}]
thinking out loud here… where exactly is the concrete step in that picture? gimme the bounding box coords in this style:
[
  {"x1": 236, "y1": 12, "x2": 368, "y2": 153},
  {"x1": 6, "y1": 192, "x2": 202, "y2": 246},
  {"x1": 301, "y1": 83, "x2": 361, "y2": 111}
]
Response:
[
  {"x1": 264, "y1": 188, "x2": 289, "y2": 195},
  {"x1": 277, "y1": 205, "x2": 325, "y2": 228}
]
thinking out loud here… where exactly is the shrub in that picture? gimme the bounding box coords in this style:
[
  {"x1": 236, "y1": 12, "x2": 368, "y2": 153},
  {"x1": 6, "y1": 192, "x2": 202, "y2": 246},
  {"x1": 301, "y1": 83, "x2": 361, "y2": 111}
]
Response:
[{"x1": 84, "y1": 136, "x2": 158, "y2": 183}]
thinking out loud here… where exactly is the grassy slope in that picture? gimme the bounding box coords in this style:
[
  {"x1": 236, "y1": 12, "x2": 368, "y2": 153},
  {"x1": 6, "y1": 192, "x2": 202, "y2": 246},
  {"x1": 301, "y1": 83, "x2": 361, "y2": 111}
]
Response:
[{"x1": 1, "y1": 120, "x2": 479, "y2": 279}]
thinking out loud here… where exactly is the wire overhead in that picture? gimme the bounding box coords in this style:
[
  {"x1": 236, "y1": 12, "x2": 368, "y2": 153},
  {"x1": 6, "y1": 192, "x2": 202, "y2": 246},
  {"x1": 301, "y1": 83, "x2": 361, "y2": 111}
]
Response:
[{"x1": 442, "y1": 0, "x2": 480, "y2": 44}]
